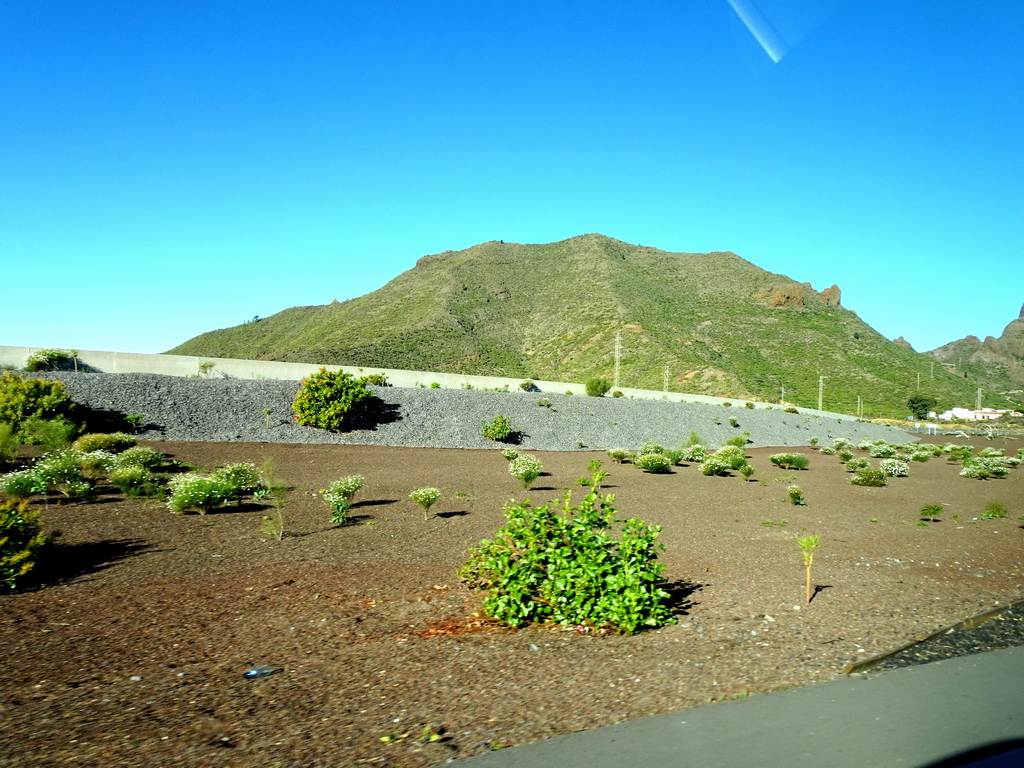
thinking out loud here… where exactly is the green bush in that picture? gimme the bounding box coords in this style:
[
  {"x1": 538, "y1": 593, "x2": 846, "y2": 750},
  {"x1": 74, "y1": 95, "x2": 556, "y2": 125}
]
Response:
[
  {"x1": 112, "y1": 446, "x2": 165, "y2": 469},
  {"x1": 789, "y1": 454, "x2": 810, "y2": 470},
  {"x1": 981, "y1": 502, "x2": 1007, "y2": 519},
  {"x1": 959, "y1": 458, "x2": 1008, "y2": 480},
  {"x1": 0, "y1": 423, "x2": 19, "y2": 465},
  {"x1": 879, "y1": 459, "x2": 909, "y2": 477},
  {"x1": 850, "y1": 467, "x2": 887, "y2": 487},
  {"x1": 680, "y1": 444, "x2": 707, "y2": 463},
  {"x1": 0, "y1": 373, "x2": 76, "y2": 432},
  {"x1": 700, "y1": 455, "x2": 733, "y2": 476},
  {"x1": 509, "y1": 455, "x2": 542, "y2": 488},
  {"x1": 663, "y1": 449, "x2": 685, "y2": 465},
  {"x1": 744, "y1": 401, "x2": 755, "y2": 409},
  {"x1": 1, "y1": 500, "x2": 50, "y2": 591},
  {"x1": 481, "y1": 413, "x2": 514, "y2": 441},
  {"x1": 946, "y1": 445, "x2": 973, "y2": 464},
  {"x1": 109, "y1": 465, "x2": 154, "y2": 497},
  {"x1": 635, "y1": 453, "x2": 671, "y2": 473},
  {"x1": 770, "y1": 453, "x2": 808, "y2": 470},
  {"x1": 612, "y1": 390, "x2": 624, "y2": 398},
  {"x1": 459, "y1": 476, "x2": 675, "y2": 634},
  {"x1": 322, "y1": 475, "x2": 365, "y2": 524},
  {"x1": 585, "y1": 378, "x2": 612, "y2": 397},
  {"x1": 784, "y1": 407, "x2": 799, "y2": 414},
  {"x1": 519, "y1": 379, "x2": 535, "y2": 392},
  {"x1": 167, "y1": 473, "x2": 235, "y2": 514},
  {"x1": 359, "y1": 373, "x2": 389, "y2": 386},
  {"x1": 500, "y1": 447, "x2": 520, "y2": 461},
  {"x1": 19, "y1": 416, "x2": 77, "y2": 453},
  {"x1": 211, "y1": 463, "x2": 264, "y2": 499},
  {"x1": 0, "y1": 469, "x2": 44, "y2": 502},
  {"x1": 34, "y1": 451, "x2": 93, "y2": 499},
  {"x1": 739, "y1": 462, "x2": 756, "y2": 481},
  {"x1": 24, "y1": 349, "x2": 74, "y2": 372},
  {"x1": 722, "y1": 432, "x2": 750, "y2": 449},
  {"x1": 291, "y1": 368, "x2": 372, "y2": 431},
  {"x1": 819, "y1": 446, "x2": 835, "y2": 455},
  {"x1": 837, "y1": 449, "x2": 855, "y2": 463},
  {"x1": 638, "y1": 442, "x2": 664, "y2": 456},
  {"x1": 72, "y1": 432, "x2": 136, "y2": 453},
  {"x1": 77, "y1": 449, "x2": 116, "y2": 478},
  {"x1": 607, "y1": 448, "x2": 632, "y2": 464}
]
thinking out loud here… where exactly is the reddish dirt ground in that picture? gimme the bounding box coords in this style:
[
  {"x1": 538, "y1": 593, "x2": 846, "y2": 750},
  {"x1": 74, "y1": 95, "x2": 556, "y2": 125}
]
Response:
[{"x1": 2, "y1": 436, "x2": 1022, "y2": 767}]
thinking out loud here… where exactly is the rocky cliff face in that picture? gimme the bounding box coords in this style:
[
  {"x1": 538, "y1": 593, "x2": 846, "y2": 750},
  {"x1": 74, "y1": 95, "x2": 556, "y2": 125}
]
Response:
[{"x1": 928, "y1": 305, "x2": 1024, "y2": 395}]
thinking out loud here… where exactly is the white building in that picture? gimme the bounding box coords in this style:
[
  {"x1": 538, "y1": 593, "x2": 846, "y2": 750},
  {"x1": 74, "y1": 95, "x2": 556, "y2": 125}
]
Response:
[{"x1": 934, "y1": 407, "x2": 1022, "y2": 421}]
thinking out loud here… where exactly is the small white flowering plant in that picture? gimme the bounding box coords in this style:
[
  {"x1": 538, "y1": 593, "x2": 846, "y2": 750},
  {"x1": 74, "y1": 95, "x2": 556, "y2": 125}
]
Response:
[
  {"x1": 321, "y1": 475, "x2": 366, "y2": 525},
  {"x1": 409, "y1": 487, "x2": 442, "y2": 520}
]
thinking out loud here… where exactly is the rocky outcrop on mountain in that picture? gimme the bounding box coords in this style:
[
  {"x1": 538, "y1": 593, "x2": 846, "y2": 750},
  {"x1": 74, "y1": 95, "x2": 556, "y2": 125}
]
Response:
[
  {"x1": 769, "y1": 286, "x2": 805, "y2": 307},
  {"x1": 821, "y1": 284, "x2": 841, "y2": 307},
  {"x1": 929, "y1": 306, "x2": 1024, "y2": 395}
]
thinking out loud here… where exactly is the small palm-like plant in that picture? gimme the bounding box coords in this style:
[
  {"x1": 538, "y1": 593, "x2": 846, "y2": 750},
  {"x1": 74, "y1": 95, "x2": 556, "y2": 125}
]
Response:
[
  {"x1": 920, "y1": 503, "x2": 943, "y2": 521},
  {"x1": 410, "y1": 487, "x2": 442, "y2": 520},
  {"x1": 797, "y1": 534, "x2": 821, "y2": 604}
]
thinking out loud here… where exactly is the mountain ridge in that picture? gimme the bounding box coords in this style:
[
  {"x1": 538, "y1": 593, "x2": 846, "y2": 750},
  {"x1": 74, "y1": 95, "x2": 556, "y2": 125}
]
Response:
[{"x1": 169, "y1": 234, "x2": 1002, "y2": 415}]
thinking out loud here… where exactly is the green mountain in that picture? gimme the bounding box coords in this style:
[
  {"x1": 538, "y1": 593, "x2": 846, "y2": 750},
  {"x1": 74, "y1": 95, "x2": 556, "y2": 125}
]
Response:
[
  {"x1": 927, "y1": 306, "x2": 1024, "y2": 406},
  {"x1": 169, "y1": 234, "x2": 999, "y2": 416}
]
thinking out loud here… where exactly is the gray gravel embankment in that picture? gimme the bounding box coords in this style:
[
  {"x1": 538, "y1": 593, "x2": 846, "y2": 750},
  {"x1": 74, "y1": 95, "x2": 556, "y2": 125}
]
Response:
[{"x1": 46, "y1": 373, "x2": 915, "y2": 450}]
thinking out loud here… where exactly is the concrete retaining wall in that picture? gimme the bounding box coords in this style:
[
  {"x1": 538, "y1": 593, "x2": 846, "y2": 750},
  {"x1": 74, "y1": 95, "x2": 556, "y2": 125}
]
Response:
[{"x1": 0, "y1": 344, "x2": 852, "y2": 418}]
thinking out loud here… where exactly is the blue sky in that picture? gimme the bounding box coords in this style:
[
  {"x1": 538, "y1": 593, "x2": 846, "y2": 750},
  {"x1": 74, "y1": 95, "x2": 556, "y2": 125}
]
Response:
[{"x1": 3, "y1": 1, "x2": 1022, "y2": 356}]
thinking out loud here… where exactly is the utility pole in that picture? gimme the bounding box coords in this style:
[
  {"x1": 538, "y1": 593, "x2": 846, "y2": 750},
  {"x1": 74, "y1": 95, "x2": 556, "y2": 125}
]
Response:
[
  {"x1": 780, "y1": 385, "x2": 785, "y2": 404},
  {"x1": 930, "y1": 362, "x2": 934, "y2": 379},
  {"x1": 613, "y1": 330, "x2": 621, "y2": 389},
  {"x1": 663, "y1": 365, "x2": 669, "y2": 392},
  {"x1": 916, "y1": 372, "x2": 921, "y2": 390},
  {"x1": 818, "y1": 376, "x2": 825, "y2": 412},
  {"x1": 857, "y1": 395, "x2": 862, "y2": 418},
  {"x1": 976, "y1": 388, "x2": 982, "y2": 411}
]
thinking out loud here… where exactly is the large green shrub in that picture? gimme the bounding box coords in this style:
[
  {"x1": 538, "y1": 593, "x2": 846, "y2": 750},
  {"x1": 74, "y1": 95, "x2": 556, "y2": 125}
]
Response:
[
  {"x1": 459, "y1": 474, "x2": 675, "y2": 634},
  {"x1": 0, "y1": 423, "x2": 19, "y2": 465},
  {"x1": 850, "y1": 467, "x2": 887, "y2": 487},
  {"x1": 482, "y1": 413, "x2": 514, "y2": 442},
  {"x1": 635, "y1": 453, "x2": 671, "y2": 473},
  {"x1": 111, "y1": 446, "x2": 165, "y2": 469},
  {"x1": 72, "y1": 432, "x2": 136, "y2": 453},
  {"x1": 23, "y1": 349, "x2": 74, "y2": 372},
  {"x1": 108, "y1": 465, "x2": 150, "y2": 496},
  {"x1": 770, "y1": 453, "x2": 809, "y2": 470},
  {"x1": 1, "y1": 500, "x2": 50, "y2": 591},
  {"x1": 0, "y1": 372, "x2": 77, "y2": 434},
  {"x1": 166, "y1": 473, "x2": 235, "y2": 514},
  {"x1": 585, "y1": 378, "x2": 612, "y2": 397},
  {"x1": 291, "y1": 369, "x2": 372, "y2": 431},
  {"x1": 0, "y1": 469, "x2": 44, "y2": 502}
]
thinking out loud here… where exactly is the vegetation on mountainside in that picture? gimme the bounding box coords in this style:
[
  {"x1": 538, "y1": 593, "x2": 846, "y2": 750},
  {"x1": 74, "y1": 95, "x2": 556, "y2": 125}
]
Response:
[{"x1": 168, "y1": 234, "x2": 1009, "y2": 416}]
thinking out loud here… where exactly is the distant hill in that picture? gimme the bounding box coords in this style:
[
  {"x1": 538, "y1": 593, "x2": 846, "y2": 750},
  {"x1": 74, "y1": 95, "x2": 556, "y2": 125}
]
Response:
[
  {"x1": 169, "y1": 234, "x2": 998, "y2": 416},
  {"x1": 928, "y1": 305, "x2": 1024, "y2": 406}
]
